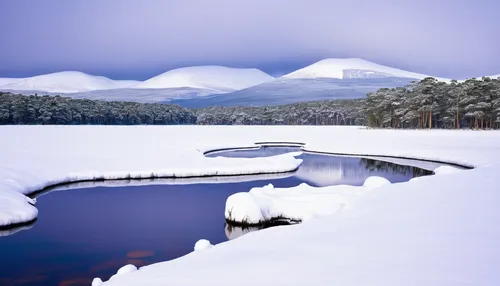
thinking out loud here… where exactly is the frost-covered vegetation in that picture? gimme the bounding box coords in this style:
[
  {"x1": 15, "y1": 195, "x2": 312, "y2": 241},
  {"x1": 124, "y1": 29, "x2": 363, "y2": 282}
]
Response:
[
  {"x1": 194, "y1": 99, "x2": 363, "y2": 125},
  {"x1": 0, "y1": 93, "x2": 196, "y2": 125},
  {"x1": 366, "y1": 77, "x2": 500, "y2": 129},
  {"x1": 0, "y1": 92, "x2": 363, "y2": 126}
]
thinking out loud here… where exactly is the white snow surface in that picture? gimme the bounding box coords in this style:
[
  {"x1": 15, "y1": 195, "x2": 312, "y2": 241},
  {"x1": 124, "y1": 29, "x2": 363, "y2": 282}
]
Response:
[
  {"x1": 487, "y1": 74, "x2": 500, "y2": 79},
  {"x1": 0, "y1": 78, "x2": 20, "y2": 86},
  {"x1": 132, "y1": 66, "x2": 274, "y2": 92},
  {"x1": 194, "y1": 239, "x2": 214, "y2": 251},
  {"x1": 1, "y1": 126, "x2": 500, "y2": 286},
  {"x1": 225, "y1": 176, "x2": 391, "y2": 224},
  {"x1": 283, "y1": 58, "x2": 449, "y2": 81},
  {"x1": 0, "y1": 71, "x2": 139, "y2": 93}
]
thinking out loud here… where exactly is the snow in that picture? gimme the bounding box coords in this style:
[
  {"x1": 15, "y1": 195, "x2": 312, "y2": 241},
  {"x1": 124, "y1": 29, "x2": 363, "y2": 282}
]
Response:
[
  {"x1": 0, "y1": 71, "x2": 139, "y2": 93},
  {"x1": 92, "y1": 278, "x2": 104, "y2": 286},
  {"x1": 225, "y1": 176, "x2": 391, "y2": 224},
  {"x1": 0, "y1": 189, "x2": 37, "y2": 226},
  {"x1": 132, "y1": 66, "x2": 274, "y2": 92},
  {"x1": 1, "y1": 126, "x2": 500, "y2": 286},
  {"x1": 0, "y1": 78, "x2": 20, "y2": 86},
  {"x1": 107, "y1": 265, "x2": 137, "y2": 281},
  {"x1": 486, "y1": 74, "x2": 500, "y2": 79},
  {"x1": 283, "y1": 58, "x2": 450, "y2": 82},
  {"x1": 0, "y1": 126, "x2": 303, "y2": 228},
  {"x1": 194, "y1": 239, "x2": 214, "y2": 251}
]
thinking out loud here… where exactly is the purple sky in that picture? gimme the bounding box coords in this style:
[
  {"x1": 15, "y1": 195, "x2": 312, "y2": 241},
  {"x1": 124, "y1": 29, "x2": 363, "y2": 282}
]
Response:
[{"x1": 0, "y1": 0, "x2": 498, "y2": 80}]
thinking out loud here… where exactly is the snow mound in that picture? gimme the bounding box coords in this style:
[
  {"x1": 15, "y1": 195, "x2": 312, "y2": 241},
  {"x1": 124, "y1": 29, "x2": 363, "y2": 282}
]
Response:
[
  {"x1": 0, "y1": 189, "x2": 38, "y2": 226},
  {"x1": 225, "y1": 176, "x2": 390, "y2": 225},
  {"x1": 109, "y1": 264, "x2": 137, "y2": 281},
  {"x1": 225, "y1": 192, "x2": 265, "y2": 223},
  {"x1": 433, "y1": 165, "x2": 463, "y2": 175},
  {"x1": 363, "y1": 176, "x2": 391, "y2": 188},
  {"x1": 194, "y1": 239, "x2": 213, "y2": 251},
  {"x1": 92, "y1": 278, "x2": 104, "y2": 286},
  {"x1": 0, "y1": 71, "x2": 138, "y2": 93},
  {"x1": 283, "y1": 58, "x2": 448, "y2": 81},
  {"x1": 486, "y1": 74, "x2": 500, "y2": 79},
  {"x1": 133, "y1": 66, "x2": 274, "y2": 92}
]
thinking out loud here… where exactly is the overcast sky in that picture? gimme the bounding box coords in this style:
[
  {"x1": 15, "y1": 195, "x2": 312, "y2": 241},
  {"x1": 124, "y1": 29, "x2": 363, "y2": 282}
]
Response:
[{"x1": 0, "y1": 0, "x2": 498, "y2": 80}]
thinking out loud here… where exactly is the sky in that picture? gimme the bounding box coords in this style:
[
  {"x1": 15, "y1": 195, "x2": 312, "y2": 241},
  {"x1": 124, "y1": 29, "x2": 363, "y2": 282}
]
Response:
[{"x1": 0, "y1": 0, "x2": 499, "y2": 80}]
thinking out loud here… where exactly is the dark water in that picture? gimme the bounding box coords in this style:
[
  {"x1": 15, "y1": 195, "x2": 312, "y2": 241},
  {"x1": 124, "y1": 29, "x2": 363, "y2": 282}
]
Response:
[{"x1": 0, "y1": 147, "x2": 434, "y2": 285}]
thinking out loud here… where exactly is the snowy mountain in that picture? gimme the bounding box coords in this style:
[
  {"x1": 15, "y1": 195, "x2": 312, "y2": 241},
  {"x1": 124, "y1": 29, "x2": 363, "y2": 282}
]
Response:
[
  {"x1": 0, "y1": 78, "x2": 20, "y2": 86},
  {"x1": 283, "y1": 58, "x2": 448, "y2": 81},
  {"x1": 133, "y1": 66, "x2": 274, "y2": 92},
  {"x1": 170, "y1": 77, "x2": 417, "y2": 107},
  {"x1": 68, "y1": 87, "x2": 217, "y2": 103},
  {"x1": 0, "y1": 71, "x2": 139, "y2": 93}
]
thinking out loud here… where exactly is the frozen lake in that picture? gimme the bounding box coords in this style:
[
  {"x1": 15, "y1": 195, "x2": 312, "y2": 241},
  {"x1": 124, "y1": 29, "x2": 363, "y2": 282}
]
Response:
[{"x1": 0, "y1": 147, "x2": 436, "y2": 285}]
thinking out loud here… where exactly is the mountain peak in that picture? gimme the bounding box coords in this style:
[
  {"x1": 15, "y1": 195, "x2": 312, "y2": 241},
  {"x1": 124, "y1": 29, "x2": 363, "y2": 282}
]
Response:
[
  {"x1": 283, "y1": 58, "x2": 446, "y2": 81},
  {"x1": 133, "y1": 65, "x2": 274, "y2": 92},
  {"x1": 0, "y1": 71, "x2": 139, "y2": 93}
]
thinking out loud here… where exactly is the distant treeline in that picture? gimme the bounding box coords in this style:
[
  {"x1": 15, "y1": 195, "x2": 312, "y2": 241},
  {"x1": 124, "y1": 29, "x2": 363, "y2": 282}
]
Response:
[
  {"x1": 365, "y1": 77, "x2": 500, "y2": 129},
  {"x1": 194, "y1": 100, "x2": 363, "y2": 125},
  {"x1": 0, "y1": 92, "x2": 363, "y2": 126},
  {"x1": 0, "y1": 93, "x2": 196, "y2": 125},
  {"x1": 1, "y1": 76, "x2": 500, "y2": 129}
]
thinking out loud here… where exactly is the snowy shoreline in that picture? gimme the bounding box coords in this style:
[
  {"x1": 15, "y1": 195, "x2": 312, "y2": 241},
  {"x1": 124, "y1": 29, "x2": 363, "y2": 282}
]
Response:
[{"x1": 1, "y1": 126, "x2": 499, "y2": 286}]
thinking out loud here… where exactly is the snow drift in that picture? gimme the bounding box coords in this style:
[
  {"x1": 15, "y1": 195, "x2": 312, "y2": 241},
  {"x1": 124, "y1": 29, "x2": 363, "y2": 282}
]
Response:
[
  {"x1": 224, "y1": 177, "x2": 391, "y2": 225},
  {"x1": 132, "y1": 66, "x2": 274, "y2": 92}
]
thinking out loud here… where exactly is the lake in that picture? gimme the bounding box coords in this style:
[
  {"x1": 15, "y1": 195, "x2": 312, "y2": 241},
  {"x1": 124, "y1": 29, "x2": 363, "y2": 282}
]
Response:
[{"x1": 0, "y1": 147, "x2": 436, "y2": 285}]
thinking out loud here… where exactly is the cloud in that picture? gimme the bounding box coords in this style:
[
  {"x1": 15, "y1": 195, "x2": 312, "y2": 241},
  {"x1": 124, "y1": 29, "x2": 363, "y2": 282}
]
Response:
[{"x1": 0, "y1": 0, "x2": 498, "y2": 79}]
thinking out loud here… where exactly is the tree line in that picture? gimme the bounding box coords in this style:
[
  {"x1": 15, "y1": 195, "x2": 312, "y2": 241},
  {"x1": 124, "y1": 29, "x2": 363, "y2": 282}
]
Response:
[
  {"x1": 0, "y1": 93, "x2": 197, "y2": 125},
  {"x1": 0, "y1": 92, "x2": 362, "y2": 126},
  {"x1": 365, "y1": 77, "x2": 500, "y2": 129},
  {"x1": 2, "y1": 75, "x2": 500, "y2": 129}
]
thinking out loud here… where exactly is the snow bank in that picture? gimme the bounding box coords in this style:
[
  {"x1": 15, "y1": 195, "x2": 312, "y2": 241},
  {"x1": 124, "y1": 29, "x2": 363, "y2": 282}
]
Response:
[
  {"x1": 0, "y1": 126, "x2": 306, "y2": 228},
  {"x1": 0, "y1": 189, "x2": 37, "y2": 227},
  {"x1": 225, "y1": 177, "x2": 390, "y2": 225},
  {"x1": 1, "y1": 126, "x2": 500, "y2": 286},
  {"x1": 194, "y1": 239, "x2": 213, "y2": 251}
]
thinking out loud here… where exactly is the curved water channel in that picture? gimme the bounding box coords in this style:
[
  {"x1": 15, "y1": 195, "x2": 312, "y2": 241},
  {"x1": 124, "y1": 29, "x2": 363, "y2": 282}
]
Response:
[{"x1": 0, "y1": 146, "x2": 443, "y2": 285}]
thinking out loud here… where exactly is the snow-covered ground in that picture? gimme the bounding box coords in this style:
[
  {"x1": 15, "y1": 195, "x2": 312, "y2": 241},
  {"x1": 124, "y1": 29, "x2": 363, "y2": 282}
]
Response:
[{"x1": 1, "y1": 126, "x2": 499, "y2": 286}]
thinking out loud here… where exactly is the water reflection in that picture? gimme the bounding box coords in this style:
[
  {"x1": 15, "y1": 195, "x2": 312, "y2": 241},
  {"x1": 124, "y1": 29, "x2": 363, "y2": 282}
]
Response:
[{"x1": 0, "y1": 146, "x2": 439, "y2": 285}]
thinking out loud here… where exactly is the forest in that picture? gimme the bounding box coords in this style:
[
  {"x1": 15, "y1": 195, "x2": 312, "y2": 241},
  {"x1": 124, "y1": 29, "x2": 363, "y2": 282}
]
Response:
[
  {"x1": 0, "y1": 93, "x2": 197, "y2": 125},
  {"x1": 365, "y1": 77, "x2": 500, "y2": 129},
  {"x1": 1, "y1": 75, "x2": 499, "y2": 129},
  {"x1": 0, "y1": 92, "x2": 362, "y2": 126}
]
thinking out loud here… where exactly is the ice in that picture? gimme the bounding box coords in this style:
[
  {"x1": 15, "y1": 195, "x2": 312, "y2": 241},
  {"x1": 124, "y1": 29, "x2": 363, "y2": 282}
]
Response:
[{"x1": 194, "y1": 239, "x2": 213, "y2": 251}]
